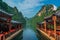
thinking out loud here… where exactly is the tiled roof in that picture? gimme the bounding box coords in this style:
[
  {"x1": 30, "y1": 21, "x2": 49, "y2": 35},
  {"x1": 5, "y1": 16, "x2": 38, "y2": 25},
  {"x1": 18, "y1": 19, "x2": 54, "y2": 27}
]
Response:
[
  {"x1": 46, "y1": 20, "x2": 52, "y2": 22},
  {"x1": 44, "y1": 10, "x2": 60, "y2": 19},
  {"x1": 54, "y1": 10, "x2": 60, "y2": 17},
  {"x1": 37, "y1": 22, "x2": 44, "y2": 25},
  {"x1": 0, "y1": 17, "x2": 7, "y2": 21},
  {"x1": 44, "y1": 15, "x2": 52, "y2": 20},
  {"x1": 11, "y1": 20, "x2": 22, "y2": 24},
  {"x1": 0, "y1": 9, "x2": 13, "y2": 16}
]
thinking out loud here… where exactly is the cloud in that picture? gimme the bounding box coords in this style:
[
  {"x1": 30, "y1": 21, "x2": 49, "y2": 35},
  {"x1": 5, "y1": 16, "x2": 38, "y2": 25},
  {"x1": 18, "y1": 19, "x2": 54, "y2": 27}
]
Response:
[
  {"x1": 18, "y1": 0, "x2": 44, "y2": 10},
  {"x1": 53, "y1": 5, "x2": 57, "y2": 10},
  {"x1": 17, "y1": 0, "x2": 44, "y2": 17},
  {"x1": 3, "y1": 0, "x2": 44, "y2": 18}
]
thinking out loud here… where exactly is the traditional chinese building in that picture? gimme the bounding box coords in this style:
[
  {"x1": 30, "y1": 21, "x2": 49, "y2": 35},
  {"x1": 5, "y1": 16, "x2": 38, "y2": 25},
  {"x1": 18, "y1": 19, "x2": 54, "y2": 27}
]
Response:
[
  {"x1": 11, "y1": 20, "x2": 22, "y2": 31},
  {"x1": 37, "y1": 22, "x2": 45, "y2": 31},
  {"x1": 37, "y1": 10, "x2": 60, "y2": 40},
  {"x1": 44, "y1": 10, "x2": 60, "y2": 40},
  {"x1": 0, "y1": 9, "x2": 13, "y2": 40}
]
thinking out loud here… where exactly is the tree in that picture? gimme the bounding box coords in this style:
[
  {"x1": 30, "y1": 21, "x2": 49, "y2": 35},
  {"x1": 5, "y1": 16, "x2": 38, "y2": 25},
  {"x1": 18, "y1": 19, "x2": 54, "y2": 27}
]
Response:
[
  {"x1": 2, "y1": 2, "x2": 8, "y2": 11},
  {"x1": 0, "y1": 0, "x2": 2, "y2": 9},
  {"x1": 0, "y1": 0, "x2": 2, "y2": 2}
]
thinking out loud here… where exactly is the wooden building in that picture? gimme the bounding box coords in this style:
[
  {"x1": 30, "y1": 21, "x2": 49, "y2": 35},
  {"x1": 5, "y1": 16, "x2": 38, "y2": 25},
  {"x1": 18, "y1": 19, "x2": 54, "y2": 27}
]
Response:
[
  {"x1": 0, "y1": 9, "x2": 13, "y2": 40},
  {"x1": 37, "y1": 22, "x2": 45, "y2": 31},
  {"x1": 44, "y1": 10, "x2": 60, "y2": 40},
  {"x1": 0, "y1": 9, "x2": 23, "y2": 40},
  {"x1": 37, "y1": 10, "x2": 60, "y2": 40},
  {"x1": 4, "y1": 20, "x2": 22, "y2": 39},
  {"x1": 11, "y1": 20, "x2": 22, "y2": 31}
]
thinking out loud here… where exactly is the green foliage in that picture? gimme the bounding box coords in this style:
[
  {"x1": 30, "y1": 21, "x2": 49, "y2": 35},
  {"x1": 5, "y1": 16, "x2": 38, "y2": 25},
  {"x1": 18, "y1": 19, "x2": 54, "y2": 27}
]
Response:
[
  {"x1": 0, "y1": 1, "x2": 8, "y2": 11},
  {"x1": 57, "y1": 6, "x2": 60, "y2": 11},
  {"x1": 0, "y1": 1, "x2": 2, "y2": 9},
  {"x1": 0, "y1": 0, "x2": 2, "y2": 2},
  {"x1": 0, "y1": 1, "x2": 26, "y2": 27},
  {"x1": 28, "y1": 5, "x2": 56, "y2": 30}
]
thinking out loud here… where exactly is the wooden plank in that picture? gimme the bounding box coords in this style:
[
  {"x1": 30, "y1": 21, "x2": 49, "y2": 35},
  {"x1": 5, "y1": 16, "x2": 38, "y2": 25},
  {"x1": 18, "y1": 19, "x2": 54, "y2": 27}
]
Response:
[
  {"x1": 6, "y1": 29, "x2": 23, "y2": 40},
  {"x1": 37, "y1": 28, "x2": 55, "y2": 40}
]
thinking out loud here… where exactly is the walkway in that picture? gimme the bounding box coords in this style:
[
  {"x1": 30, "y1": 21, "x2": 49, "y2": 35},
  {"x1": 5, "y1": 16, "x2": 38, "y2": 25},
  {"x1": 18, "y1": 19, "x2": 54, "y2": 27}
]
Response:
[
  {"x1": 6, "y1": 29, "x2": 22, "y2": 40},
  {"x1": 37, "y1": 28, "x2": 55, "y2": 40}
]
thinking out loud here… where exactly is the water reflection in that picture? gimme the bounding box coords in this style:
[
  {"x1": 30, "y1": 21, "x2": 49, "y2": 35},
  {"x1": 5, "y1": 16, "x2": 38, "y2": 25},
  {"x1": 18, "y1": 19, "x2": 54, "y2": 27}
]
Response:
[{"x1": 23, "y1": 29, "x2": 38, "y2": 40}]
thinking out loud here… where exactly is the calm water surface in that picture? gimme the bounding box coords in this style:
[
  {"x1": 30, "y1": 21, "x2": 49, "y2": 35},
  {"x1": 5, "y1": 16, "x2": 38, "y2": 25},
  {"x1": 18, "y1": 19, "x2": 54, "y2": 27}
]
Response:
[{"x1": 22, "y1": 29, "x2": 38, "y2": 40}]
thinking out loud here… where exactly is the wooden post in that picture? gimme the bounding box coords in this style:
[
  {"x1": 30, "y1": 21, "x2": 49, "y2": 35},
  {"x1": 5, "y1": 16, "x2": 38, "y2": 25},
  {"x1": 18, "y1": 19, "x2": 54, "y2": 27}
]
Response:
[
  {"x1": 44, "y1": 20, "x2": 46, "y2": 32},
  {"x1": 9, "y1": 23, "x2": 12, "y2": 34},
  {"x1": 52, "y1": 16, "x2": 57, "y2": 40},
  {"x1": 18, "y1": 24, "x2": 22, "y2": 29},
  {"x1": 7, "y1": 22, "x2": 12, "y2": 36},
  {"x1": 7, "y1": 18, "x2": 12, "y2": 35},
  {"x1": 0, "y1": 36, "x2": 1, "y2": 40},
  {"x1": 41, "y1": 24, "x2": 42, "y2": 30},
  {"x1": 47, "y1": 23, "x2": 51, "y2": 37},
  {"x1": 18, "y1": 25, "x2": 20, "y2": 29},
  {"x1": 3, "y1": 35, "x2": 5, "y2": 40}
]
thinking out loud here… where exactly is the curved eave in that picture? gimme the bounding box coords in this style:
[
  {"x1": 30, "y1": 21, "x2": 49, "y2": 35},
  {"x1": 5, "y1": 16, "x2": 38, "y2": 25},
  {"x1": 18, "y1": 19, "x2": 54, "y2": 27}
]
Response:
[
  {"x1": 44, "y1": 15, "x2": 52, "y2": 20},
  {"x1": 0, "y1": 9, "x2": 13, "y2": 17},
  {"x1": 11, "y1": 20, "x2": 22, "y2": 24},
  {"x1": 0, "y1": 17, "x2": 7, "y2": 21},
  {"x1": 37, "y1": 22, "x2": 44, "y2": 25},
  {"x1": 46, "y1": 20, "x2": 53, "y2": 22},
  {"x1": 53, "y1": 10, "x2": 60, "y2": 17}
]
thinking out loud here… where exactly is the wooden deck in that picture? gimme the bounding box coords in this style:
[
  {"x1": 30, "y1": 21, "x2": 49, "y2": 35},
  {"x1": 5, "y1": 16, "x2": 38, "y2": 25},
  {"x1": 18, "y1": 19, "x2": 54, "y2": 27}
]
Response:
[
  {"x1": 37, "y1": 28, "x2": 55, "y2": 40},
  {"x1": 6, "y1": 29, "x2": 23, "y2": 40}
]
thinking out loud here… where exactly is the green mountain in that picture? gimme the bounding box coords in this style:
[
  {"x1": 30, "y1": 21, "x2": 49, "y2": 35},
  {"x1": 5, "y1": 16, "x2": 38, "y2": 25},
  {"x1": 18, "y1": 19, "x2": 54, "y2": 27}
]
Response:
[
  {"x1": 57, "y1": 6, "x2": 60, "y2": 11},
  {"x1": 0, "y1": 0, "x2": 26, "y2": 27},
  {"x1": 28, "y1": 4, "x2": 59, "y2": 30},
  {"x1": 0, "y1": 0, "x2": 2, "y2": 1}
]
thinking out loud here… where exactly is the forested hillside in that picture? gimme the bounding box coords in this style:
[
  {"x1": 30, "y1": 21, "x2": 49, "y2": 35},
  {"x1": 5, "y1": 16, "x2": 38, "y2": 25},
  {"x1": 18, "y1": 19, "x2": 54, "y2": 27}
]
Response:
[
  {"x1": 0, "y1": 0, "x2": 26, "y2": 27},
  {"x1": 28, "y1": 4, "x2": 60, "y2": 30}
]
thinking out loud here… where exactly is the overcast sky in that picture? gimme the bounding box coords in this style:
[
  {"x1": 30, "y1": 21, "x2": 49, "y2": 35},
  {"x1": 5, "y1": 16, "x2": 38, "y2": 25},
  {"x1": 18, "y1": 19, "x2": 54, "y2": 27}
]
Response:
[{"x1": 3, "y1": 0, "x2": 60, "y2": 18}]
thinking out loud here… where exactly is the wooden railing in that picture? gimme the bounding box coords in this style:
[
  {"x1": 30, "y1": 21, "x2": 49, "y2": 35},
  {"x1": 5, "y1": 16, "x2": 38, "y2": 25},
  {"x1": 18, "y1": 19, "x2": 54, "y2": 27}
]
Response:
[
  {"x1": 0, "y1": 27, "x2": 21, "y2": 40},
  {"x1": 38, "y1": 26, "x2": 60, "y2": 40}
]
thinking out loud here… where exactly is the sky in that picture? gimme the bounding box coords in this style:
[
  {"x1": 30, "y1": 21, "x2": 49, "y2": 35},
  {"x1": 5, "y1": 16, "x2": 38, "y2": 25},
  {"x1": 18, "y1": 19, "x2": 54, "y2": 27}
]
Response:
[{"x1": 3, "y1": 0, "x2": 60, "y2": 18}]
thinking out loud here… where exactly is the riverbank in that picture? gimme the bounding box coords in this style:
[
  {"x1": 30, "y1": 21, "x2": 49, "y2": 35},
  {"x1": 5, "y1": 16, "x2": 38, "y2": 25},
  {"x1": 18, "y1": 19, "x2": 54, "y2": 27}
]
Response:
[
  {"x1": 37, "y1": 28, "x2": 55, "y2": 40},
  {"x1": 6, "y1": 29, "x2": 23, "y2": 40},
  {"x1": 36, "y1": 29, "x2": 50, "y2": 40}
]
